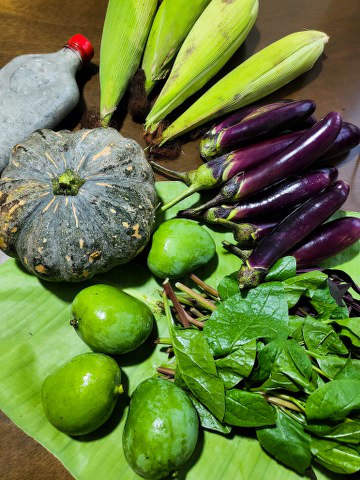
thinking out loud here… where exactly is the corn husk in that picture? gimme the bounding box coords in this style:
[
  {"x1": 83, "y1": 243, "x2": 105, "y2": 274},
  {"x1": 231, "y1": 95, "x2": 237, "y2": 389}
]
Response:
[
  {"x1": 160, "y1": 30, "x2": 329, "y2": 144},
  {"x1": 99, "y1": 0, "x2": 157, "y2": 127},
  {"x1": 145, "y1": 0, "x2": 259, "y2": 132},
  {"x1": 141, "y1": 0, "x2": 211, "y2": 94}
]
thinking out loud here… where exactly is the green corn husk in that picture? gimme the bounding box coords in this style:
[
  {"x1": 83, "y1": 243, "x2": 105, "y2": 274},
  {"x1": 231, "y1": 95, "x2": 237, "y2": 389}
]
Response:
[
  {"x1": 141, "y1": 0, "x2": 211, "y2": 95},
  {"x1": 159, "y1": 30, "x2": 329, "y2": 144},
  {"x1": 145, "y1": 0, "x2": 259, "y2": 132},
  {"x1": 99, "y1": 0, "x2": 157, "y2": 127}
]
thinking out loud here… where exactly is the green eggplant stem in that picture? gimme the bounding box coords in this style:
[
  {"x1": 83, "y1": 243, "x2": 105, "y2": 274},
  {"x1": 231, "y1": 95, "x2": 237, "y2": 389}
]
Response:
[
  {"x1": 150, "y1": 161, "x2": 190, "y2": 183},
  {"x1": 222, "y1": 240, "x2": 251, "y2": 263},
  {"x1": 160, "y1": 184, "x2": 199, "y2": 212}
]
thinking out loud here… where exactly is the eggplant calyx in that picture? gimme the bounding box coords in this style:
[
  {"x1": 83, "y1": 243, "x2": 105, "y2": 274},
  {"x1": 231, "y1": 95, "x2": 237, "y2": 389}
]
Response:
[{"x1": 237, "y1": 265, "x2": 266, "y2": 290}]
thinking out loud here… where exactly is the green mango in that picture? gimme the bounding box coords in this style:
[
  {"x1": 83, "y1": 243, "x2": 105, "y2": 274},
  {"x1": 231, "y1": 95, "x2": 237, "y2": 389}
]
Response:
[
  {"x1": 71, "y1": 284, "x2": 154, "y2": 354},
  {"x1": 41, "y1": 353, "x2": 122, "y2": 436},
  {"x1": 147, "y1": 218, "x2": 216, "y2": 279},
  {"x1": 123, "y1": 377, "x2": 199, "y2": 479}
]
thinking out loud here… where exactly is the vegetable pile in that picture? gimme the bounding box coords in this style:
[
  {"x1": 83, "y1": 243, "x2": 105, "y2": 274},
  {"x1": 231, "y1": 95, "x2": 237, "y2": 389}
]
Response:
[
  {"x1": 151, "y1": 99, "x2": 360, "y2": 291},
  {"x1": 157, "y1": 259, "x2": 360, "y2": 476}
]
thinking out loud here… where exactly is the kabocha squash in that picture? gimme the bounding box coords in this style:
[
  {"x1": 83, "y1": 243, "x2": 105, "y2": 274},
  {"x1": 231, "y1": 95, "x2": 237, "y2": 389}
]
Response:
[{"x1": 0, "y1": 128, "x2": 157, "y2": 282}]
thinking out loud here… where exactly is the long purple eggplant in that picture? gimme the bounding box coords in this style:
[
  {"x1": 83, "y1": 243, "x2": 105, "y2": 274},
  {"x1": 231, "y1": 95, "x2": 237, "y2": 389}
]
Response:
[
  {"x1": 181, "y1": 168, "x2": 338, "y2": 222},
  {"x1": 290, "y1": 216, "x2": 360, "y2": 268},
  {"x1": 152, "y1": 130, "x2": 303, "y2": 211},
  {"x1": 200, "y1": 99, "x2": 316, "y2": 159},
  {"x1": 207, "y1": 100, "x2": 291, "y2": 135},
  {"x1": 236, "y1": 180, "x2": 350, "y2": 289},
  {"x1": 318, "y1": 121, "x2": 360, "y2": 161},
  {"x1": 183, "y1": 112, "x2": 343, "y2": 215}
]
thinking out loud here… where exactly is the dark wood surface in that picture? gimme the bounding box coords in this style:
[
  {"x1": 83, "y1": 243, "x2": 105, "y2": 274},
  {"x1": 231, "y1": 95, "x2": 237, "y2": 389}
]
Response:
[{"x1": 0, "y1": 1, "x2": 359, "y2": 479}]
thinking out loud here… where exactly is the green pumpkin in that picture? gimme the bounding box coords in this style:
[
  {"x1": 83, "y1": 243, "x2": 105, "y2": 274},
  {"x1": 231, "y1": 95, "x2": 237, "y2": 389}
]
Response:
[{"x1": 0, "y1": 128, "x2": 157, "y2": 281}]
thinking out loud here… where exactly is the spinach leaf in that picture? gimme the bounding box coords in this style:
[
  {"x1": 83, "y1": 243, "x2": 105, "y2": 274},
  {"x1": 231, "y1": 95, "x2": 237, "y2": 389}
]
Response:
[
  {"x1": 310, "y1": 282, "x2": 349, "y2": 320},
  {"x1": 302, "y1": 316, "x2": 348, "y2": 356},
  {"x1": 215, "y1": 340, "x2": 257, "y2": 388},
  {"x1": 283, "y1": 270, "x2": 328, "y2": 308},
  {"x1": 204, "y1": 282, "x2": 289, "y2": 357},
  {"x1": 170, "y1": 327, "x2": 226, "y2": 421},
  {"x1": 288, "y1": 315, "x2": 305, "y2": 341},
  {"x1": 189, "y1": 393, "x2": 232, "y2": 434},
  {"x1": 224, "y1": 389, "x2": 275, "y2": 427},
  {"x1": 252, "y1": 339, "x2": 313, "y2": 393},
  {"x1": 256, "y1": 408, "x2": 312, "y2": 474},
  {"x1": 334, "y1": 359, "x2": 360, "y2": 381},
  {"x1": 316, "y1": 355, "x2": 349, "y2": 379},
  {"x1": 217, "y1": 369, "x2": 243, "y2": 389},
  {"x1": 306, "y1": 379, "x2": 360, "y2": 422},
  {"x1": 311, "y1": 437, "x2": 360, "y2": 474},
  {"x1": 265, "y1": 256, "x2": 296, "y2": 282},
  {"x1": 217, "y1": 271, "x2": 239, "y2": 301},
  {"x1": 306, "y1": 420, "x2": 360, "y2": 444},
  {"x1": 332, "y1": 317, "x2": 360, "y2": 349}
]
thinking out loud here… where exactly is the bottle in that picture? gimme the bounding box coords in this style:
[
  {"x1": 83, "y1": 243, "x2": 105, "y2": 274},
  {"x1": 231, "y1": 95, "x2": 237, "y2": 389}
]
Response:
[{"x1": 0, "y1": 34, "x2": 94, "y2": 173}]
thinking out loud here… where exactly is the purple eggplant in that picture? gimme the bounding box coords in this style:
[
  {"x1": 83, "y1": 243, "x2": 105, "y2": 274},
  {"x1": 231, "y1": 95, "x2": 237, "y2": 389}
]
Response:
[
  {"x1": 200, "y1": 99, "x2": 316, "y2": 159},
  {"x1": 183, "y1": 112, "x2": 343, "y2": 215},
  {"x1": 236, "y1": 180, "x2": 350, "y2": 289},
  {"x1": 207, "y1": 100, "x2": 292, "y2": 135},
  {"x1": 182, "y1": 168, "x2": 338, "y2": 223},
  {"x1": 290, "y1": 217, "x2": 360, "y2": 268},
  {"x1": 152, "y1": 130, "x2": 303, "y2": 212},
  {"x1": 318, "y1": 121, "x2": 360, "y2": 161}
]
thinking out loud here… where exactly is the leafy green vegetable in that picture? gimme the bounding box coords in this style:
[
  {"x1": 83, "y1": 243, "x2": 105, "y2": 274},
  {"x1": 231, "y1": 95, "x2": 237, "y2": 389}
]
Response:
[
  {"x1": 316, "y1": 355, "x2": 349, "y2": 379},
  {"x1": 311, "y1": 437, "x2": 360, "y2": 474},
  {"x1": 265, "y1": 256, "x2": 296, "y2": 282},
  {"x1": 217, "y1": 271, "x2": 239, "y2": 301},
  {"x1": 250, "y1": 338, "x2": 313, "y2": 393},
  {"x1": 256, "y1": 408, "x2": 312, "y2": 474},
  {"x1": 306, "y1": 379, "x2": 360, "y2": 422},
  {"x1": 306, "y1": 420, "x2": 360, "y2": 444},
  {"x1": 302, "y1": 315, "x2": 348, "y2": 356},
  {"x1": 224, "y1": 389, "x2": 275, "y2": 428},
  {"x1": 334, "y1": 359, "x2": 360, "y2": 381},
  {"x1": 310, "y1": 282, "x2": 349, "y2": 320},
  {"x1": 170, "y1": 327, "x2": 226, "y2": 421},
  {"x1": 283, "y1": 270, "x2": 328, "y2": 308},
  {"x1": 332, "y1": 317, "x2": 360, "y2": 349},
  {"x1": 189, "y1": 394, "x2": 232, "y2": 434},
  {"x1": 204, "y1": 282, "x2": 289, "y2": 357},
  {"x1": 215, "y1": 340, "x2": 256, "y2": 386}
]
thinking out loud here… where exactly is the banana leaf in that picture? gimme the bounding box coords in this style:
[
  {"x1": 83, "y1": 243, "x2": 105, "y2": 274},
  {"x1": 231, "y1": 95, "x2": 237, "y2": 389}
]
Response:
[{"x1": 0, "y1": 181, "x2": 359, "y2": 480}]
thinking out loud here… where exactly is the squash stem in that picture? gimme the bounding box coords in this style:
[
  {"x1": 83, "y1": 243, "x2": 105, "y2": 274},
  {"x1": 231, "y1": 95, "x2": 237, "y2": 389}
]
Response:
[{"x1": 52, "y1": 169, "x2": 85, "y2": 196}]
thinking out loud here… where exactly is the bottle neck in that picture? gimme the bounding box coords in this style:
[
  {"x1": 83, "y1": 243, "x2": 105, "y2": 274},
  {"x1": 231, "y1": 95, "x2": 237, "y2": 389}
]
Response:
[{"x1": 57, "y1": 46, "x2": 83, "y2": 74}]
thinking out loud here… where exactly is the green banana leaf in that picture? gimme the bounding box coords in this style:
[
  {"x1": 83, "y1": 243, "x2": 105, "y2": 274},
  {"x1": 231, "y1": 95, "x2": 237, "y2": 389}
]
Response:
[{"x1": 0, "y1": 181, "x2": 359, "y2": 480}]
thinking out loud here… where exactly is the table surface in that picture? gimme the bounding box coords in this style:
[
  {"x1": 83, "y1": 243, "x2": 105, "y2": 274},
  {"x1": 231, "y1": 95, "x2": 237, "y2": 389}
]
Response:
[{"x1": 0, "y1": 0, "x2": 359, "y2": 478}]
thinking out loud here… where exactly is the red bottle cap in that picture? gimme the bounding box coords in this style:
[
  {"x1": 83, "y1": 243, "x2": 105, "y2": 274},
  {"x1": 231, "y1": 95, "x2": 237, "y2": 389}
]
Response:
[{"x1": 66, "y1": 34, "x2": 94, "y2": 63}]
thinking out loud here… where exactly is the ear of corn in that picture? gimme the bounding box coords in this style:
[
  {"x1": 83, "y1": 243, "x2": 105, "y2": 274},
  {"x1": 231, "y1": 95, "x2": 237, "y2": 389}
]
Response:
[
  {"x1": 145, "y1": 0, "x2": 259, "y2": 132},
  {"x1": 160, "y1": 30, "x2": 329, "y2": 144},
  {"x1": 99, "y1": 0, "x2": 157, "y2": 127},
  {"x1": 141, "y1": 0, "x2": 211, "y2": 95}
]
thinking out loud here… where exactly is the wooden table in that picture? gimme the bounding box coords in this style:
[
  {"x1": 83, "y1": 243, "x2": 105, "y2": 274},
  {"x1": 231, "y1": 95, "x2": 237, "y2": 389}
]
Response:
[{"x1": 0, "y1": 1, "x2": 359, "y2": 478}]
